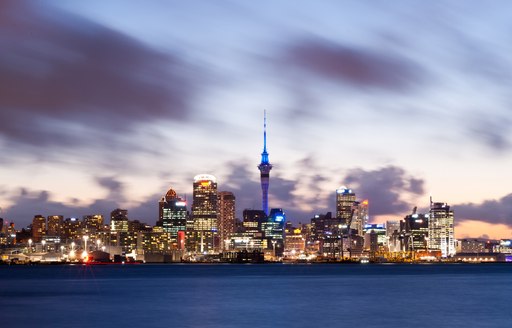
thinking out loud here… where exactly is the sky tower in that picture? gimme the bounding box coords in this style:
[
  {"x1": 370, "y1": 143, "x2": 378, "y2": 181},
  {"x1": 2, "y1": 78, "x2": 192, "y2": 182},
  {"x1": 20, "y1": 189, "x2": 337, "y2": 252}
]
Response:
[{"x1": 258, "y1": 111, "x2": 272, "y2": 216}]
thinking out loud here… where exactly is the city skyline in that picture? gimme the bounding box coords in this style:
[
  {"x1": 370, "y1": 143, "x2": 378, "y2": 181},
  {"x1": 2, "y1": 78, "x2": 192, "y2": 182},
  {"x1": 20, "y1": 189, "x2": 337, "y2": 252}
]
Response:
[{"x1": 1, "y1": 1, "x2": 512, "y2": 239}]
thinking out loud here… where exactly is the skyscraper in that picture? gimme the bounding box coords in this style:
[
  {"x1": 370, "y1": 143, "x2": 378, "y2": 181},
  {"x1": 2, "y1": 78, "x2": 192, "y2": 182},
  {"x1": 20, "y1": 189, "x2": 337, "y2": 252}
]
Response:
[
  {"x1": 428, "y1": 199, "x2": 455, "y2": 258},
  {"x1": 32, "y1": 215, "x2": 46, "y2": 242},
  {"x1": 192, "y1": 174, "x2": 218, "y2": 253},
  {"x1": 336, "y1": 186, "x2": 356, "y2": 225},
  {"x1": 353, "y1": 200, "x2": 369, "y2": 237},
  {"x1": 47, "y1": 215, "x2": 63, "y2": 237},
  {"x1": 257, "y1": 111, "x2": 272, "y2": 215},
  {"x1": 217, "y1": 191, "x2": 235, "y2": 251},
  {"x1": 159, "y1": 187, "x2": 187, "y2": 248},
  {"x1": 110, "y1": 209, "x2": 129, "y2": 233}
]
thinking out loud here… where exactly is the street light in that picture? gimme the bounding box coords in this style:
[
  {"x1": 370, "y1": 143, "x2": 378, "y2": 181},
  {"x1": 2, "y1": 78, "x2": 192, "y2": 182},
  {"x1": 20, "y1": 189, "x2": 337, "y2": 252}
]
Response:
[
  {"x1": 28, "y1": 239, "x2": 33, "y2": 253},
  {"x1": 96, "y1": 239, "x2": 101, "y2": 250},
  {"x1": 41, "y1": 240, "x2": 46, "y2": 252},
  {"x1": 83, "y1": 235, "x2": 89, "y2": 252}
]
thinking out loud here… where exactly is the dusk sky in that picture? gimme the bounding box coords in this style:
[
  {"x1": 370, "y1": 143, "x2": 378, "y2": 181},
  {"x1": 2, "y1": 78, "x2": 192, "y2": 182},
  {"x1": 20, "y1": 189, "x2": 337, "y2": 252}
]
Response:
[{"x1": 1, "y1": 1, "x2": 512, "y2": 238}]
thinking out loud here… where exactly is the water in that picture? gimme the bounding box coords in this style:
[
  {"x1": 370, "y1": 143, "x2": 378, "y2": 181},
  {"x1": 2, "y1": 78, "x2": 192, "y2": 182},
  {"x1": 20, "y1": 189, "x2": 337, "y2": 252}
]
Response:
[{"x1": 1, "y1": 263, "x2": 511, "y2": 328}]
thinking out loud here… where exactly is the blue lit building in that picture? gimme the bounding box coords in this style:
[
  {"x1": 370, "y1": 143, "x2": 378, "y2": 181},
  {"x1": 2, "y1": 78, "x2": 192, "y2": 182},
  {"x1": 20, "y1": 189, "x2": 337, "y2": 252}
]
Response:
[{"x1": 262, "y1": 208, "x2": 285, "y2": 257}]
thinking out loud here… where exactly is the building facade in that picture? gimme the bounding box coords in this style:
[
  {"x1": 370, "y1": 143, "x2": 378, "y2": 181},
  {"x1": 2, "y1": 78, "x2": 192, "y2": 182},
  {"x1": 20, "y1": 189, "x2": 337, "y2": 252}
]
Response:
[
  {"x1": 159, "y1": 187, "x2": 187, "y2": 249},
  {"x1": 428, "y1": 200, "x2": 455, "y2": 257},
  {"x1": 336, "y1": 186, "x2": 356, "y2": 225},
  {"x1": 218, "y1": 191, "x2": 236, "y2": 251},
  {"x1": 191, "y1": 174, "x2": 218, "y2": 253}
]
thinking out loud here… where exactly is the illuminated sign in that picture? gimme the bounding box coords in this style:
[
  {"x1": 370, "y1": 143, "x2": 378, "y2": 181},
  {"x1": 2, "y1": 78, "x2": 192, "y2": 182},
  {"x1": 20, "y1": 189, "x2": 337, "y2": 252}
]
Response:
[
  {"x1": 412, "y1": 214, "x2": 419, "y2": 219},
  {"x1": 364, "y1": 224, "x2": 384, "y2": 229},
  {"x1": 415, "y1": 219, "x2": 423, "y2": 223},
  {"x1": 500, "y1": 240, "x2": 511, "y2": 247},
  {"x1": 275, "y1": 215, "x2": 284, "y2": 222},
  {"x1": 336, "y1": 187, "x2": 353, "y2": 194},
  {"x1": 193, "y1": 174, "x2": 217, "y2": 183},
  {"x1": 175, "y1": 201, "x2": 186, "y2": 207},
  {"x1": 200, "y1": 181, "x2": 211, "y2": 187}
]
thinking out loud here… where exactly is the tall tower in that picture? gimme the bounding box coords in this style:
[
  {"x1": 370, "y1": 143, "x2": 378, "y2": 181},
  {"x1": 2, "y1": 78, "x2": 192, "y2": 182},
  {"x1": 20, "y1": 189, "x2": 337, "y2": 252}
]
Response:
[{"x1": 258, "y1": 111, "x2": 272, "y2": 215}]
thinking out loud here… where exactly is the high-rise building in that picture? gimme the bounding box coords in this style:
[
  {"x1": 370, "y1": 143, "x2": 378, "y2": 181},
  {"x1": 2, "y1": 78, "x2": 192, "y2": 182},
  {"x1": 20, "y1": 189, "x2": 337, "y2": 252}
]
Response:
[
  {"x1": 47, "y1": 215, "x2": 63, "y2": 237},
  {"x1": 257, "y1": 111, "x2": 272, "y2": 215},
  {"x1": 159, "y1": 187, "x2": 187, "y2": 248},
  {"x1": 218, "y1": 191, "x2": 235, "y2": 251},
  {"x1": 428, "y1": 200, "x2": 455, "y2": 257},
  {"x1": 401, "y1": 213, "x2": 429, "y2": 252},
  {"x1": 242, "y1": 209, "x2": 267, "y2": 234},
  {"x1": 62, "y1": 217, "x2": 82, "y2": 242},
  {"x1": 336, "y1": 186, "x2": 356, "y2": 225},
  {"x1": 310, "y1": 212, "x2": 341, "y2": 257},
  {"x1": 353, "y1": 200, "x2": 369, "y2": 236},
  {"x1": 84, "y1": 214, "x2": 104, "y2": 233},
  {"x1": 262, "y1": 208, "x2": 286, "y2": 257},
  {"x1": 110, "y1": 209, "x2": 129, "y2": 233},
  {"x1": 191, "y1": 174, "x2": 218, "y2": 253},
  {"x1": 32, "y1": 215, "x2": 46, "y2": 242}
]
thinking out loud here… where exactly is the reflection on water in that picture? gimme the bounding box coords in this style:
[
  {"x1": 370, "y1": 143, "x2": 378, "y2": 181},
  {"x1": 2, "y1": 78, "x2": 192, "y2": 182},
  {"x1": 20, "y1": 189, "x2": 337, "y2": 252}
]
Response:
[{"x1": 0, "y1": 264, "x2": 510, "y2": 328}]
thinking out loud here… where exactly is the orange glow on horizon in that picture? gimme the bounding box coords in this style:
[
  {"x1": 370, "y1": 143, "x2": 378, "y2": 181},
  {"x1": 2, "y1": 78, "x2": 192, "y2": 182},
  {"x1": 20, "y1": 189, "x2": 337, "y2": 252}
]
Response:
[{"x1": 455, "y1": 220, "x2": 512, "y2": 240}]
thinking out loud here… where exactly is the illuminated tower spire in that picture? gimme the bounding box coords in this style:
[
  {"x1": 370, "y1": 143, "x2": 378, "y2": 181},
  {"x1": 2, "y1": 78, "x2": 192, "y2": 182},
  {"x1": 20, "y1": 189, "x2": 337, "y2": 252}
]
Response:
[{"x1": 258, "y1": 110, "x2": 272, "y2": 215}]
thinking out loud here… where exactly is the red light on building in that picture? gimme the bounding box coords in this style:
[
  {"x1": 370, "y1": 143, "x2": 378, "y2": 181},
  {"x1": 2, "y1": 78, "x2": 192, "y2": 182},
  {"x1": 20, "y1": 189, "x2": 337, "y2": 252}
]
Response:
[{"x1": 178, "y1": 231, "x2": 185, "y2": 250}]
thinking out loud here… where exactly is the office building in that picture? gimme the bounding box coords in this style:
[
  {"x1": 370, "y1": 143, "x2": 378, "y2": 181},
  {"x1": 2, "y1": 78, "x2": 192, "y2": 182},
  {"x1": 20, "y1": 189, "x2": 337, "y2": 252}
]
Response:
[
  {"x1": 191, "y1": 174, "x2": 218, "y2": 253},
  {"x1": 32, "y1": 215, "x2": 46, "y2": 242},
  {"x1": 428, "y1": 200, "x2": 455, "y2": 257},
  {"x1": 336, "y1": 186, "x2": 356, "y2": 225},
  {"x1": 401, "y1": 213, "x2": 429, "y2": 252},
  {"x1": 159, "y1": 187, "x2": 187, "y2": 248},
  {"x1": 218, "y1": 191, "x2": 236, "y2": 251},
  {"x1": 47, "y1": 215, "x2": 63, "y2": 237}
]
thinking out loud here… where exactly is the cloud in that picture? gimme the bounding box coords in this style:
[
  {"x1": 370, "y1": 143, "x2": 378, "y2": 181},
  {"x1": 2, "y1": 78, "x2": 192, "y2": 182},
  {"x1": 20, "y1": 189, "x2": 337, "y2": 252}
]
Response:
[
  {"x1": 2, "y1": 177, "x2": 160, "y2": 227},
  {"x1": 468, "y1": 116, "x2": 511, "y2": 151},
  {"x1": 0, "y1": 1, "x2": 200, "y2": 152},
  {"x1": 222, "y1": 161, "x2": 318, "y2": 222},
  {"x1": 277, "y1": 37, "x2": 424, "y2": 91},
  {"x1": 343, "y1": 166, "x2": 425, "y2": 216},
  {"x1": 454, "y1": 194, "x2": 512, "y2": 226}
]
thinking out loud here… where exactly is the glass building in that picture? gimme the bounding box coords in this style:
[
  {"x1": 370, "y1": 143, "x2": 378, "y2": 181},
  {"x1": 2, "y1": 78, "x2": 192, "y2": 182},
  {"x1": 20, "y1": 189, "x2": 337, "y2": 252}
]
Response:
[
  {"x1": 336, "y1": 186, "x2": 356, "y2": 225},
  {"x1": 428, "y1": 200, "x2": 455, "y2": 257},
  {"x1": 159, "y1": 187, "x2": 187, "y2": 249},
  {"x1": 191, "y1": 174, "x2": 218, "y2": 253},
  {"x1": 217, "y1": 191, "x2": 236, "y2": 251}
]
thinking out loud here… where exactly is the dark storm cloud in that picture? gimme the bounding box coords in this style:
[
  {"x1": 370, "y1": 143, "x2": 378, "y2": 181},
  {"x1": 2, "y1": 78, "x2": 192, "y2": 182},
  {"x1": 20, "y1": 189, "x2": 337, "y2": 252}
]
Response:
[
  {"x1": 279, "y1": 38, "x2": 423, "y2": 91},
  {"x1": 96, "y1": 176, "x2": 123, "y2": 196},
  {"x1": 221, "y1": 160, "x2": 330, "y2": 222},
  {"x1": 454, "y1": 194, "x2": 512, "y2": 226},
  {"x1": 469, "y1": 116, "x2": 511, "y2": 151},
  {"x1": 0, "y1": 1, "x2": 197, "y2": 149},
  {"x1": 3, "y1": 186, "x2": 160, "y2": 228},
  {"x1": 343, "y1": 166, "x2": 425, "y2": 216}
]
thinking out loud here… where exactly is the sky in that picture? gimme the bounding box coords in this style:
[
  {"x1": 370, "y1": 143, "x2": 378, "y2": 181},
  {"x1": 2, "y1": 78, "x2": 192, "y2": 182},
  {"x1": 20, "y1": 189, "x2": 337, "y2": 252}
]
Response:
[{"x1": 1, "y1": 0, "x2": 512, "y2": 239}]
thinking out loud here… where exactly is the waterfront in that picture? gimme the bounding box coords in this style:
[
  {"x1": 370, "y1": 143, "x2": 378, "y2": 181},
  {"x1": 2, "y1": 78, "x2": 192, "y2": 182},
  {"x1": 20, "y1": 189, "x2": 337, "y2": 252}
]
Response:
[{"x1": 1, "y1": 264, "x2": 511, "y2": 328}]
